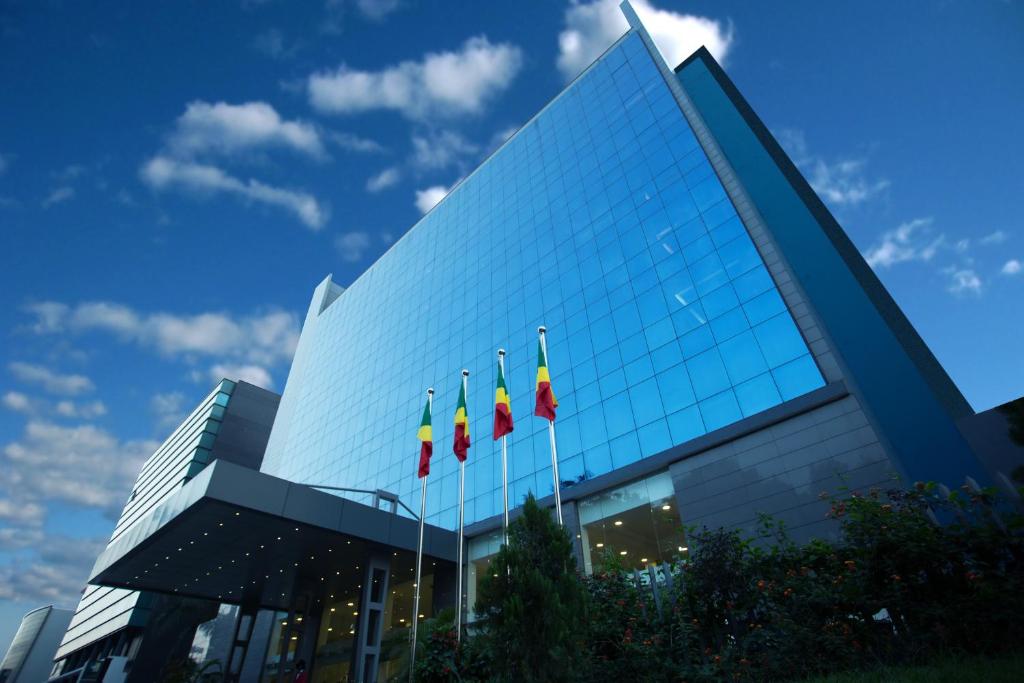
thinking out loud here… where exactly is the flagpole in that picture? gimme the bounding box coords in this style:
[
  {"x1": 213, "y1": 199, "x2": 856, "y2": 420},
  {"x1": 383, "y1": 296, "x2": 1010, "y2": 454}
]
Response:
[
  {"x1": 455, "y1": 369, "x2": 468, "y2": 643},
  {"x1": 538, "y1": 327, "x2": 564, "y2": 527},
  {"x1": 410, "y1": 388, "x2": 432, "y2": 682},
  {"x1": 498, "y1": 349, "x2": 510, "y2": 545}
]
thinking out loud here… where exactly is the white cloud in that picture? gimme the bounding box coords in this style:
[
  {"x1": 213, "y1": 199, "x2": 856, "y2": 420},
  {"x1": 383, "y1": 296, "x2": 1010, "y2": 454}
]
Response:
[
  {"x1": 945, "y1": 267, "x2": 982, "y2": 296},
  {"x1": 330, "y1": 131, "x2": 386, "y2": 154},
  {"x1": 863, "y1": 218, "x2": 942, "y2": 269},
  {"x1": 150, "y1": 391, "x2": 187, "y2": 432},
  {"x1": 334, "y1": 231, "x2": 373, "y2": 262},
  {"x1": 25, "y1": 301, "x2": 300, "y2": 368},
  {"x1": 776, "y1": 128, "x2": 889, "y2": 208},
  {"x1": 308, "y1": 36, "x2": 523, "y2": 120},
  {"x1": 42, "y1": 186, "x2": 75, "y2": 208},
  {"x1": 55, "y1": 399, "x2": 108, "y2": 419},
  {"x1": 806, "y1": 158, "x2": 890, "y2": 207},
  {"x1": 415, "y1": 185, "x2": 450, "y2": 214},
  {"x1": 3, "y1": 421, "x2": 157, "y2": 515},
  {"x1": 168, "y1": 100, "x2": 325, "y2": 159},
  {"x1": 0, "y1": 499, "x2": 46, "y2": 527},
  {"x1": 557, "y1": 0, "x2": 733, "y2": 81},
  {"x1": 366, "y1": 167, "x2": 401, "y2": 193},
  {"x1": 490, "y1": 125, "x2": 519, "y2": 150},
  {"x1": 410, "y1": 130, "x2": 478, "y2": 171},
  {"x1": 209, "y1": 363, "x2": 274, "y2": 390},
  {"x1": 356, "y1": 0, "x2": 401, "y2": 21},
  {"x1": 252, "y1": 28, "x2": 301, "y2": 60},
  {"x1": 1002, "y1": 259, "x2": 1022, "y2": 276},
  {"x1": 140, "y1": 155, "x2": 328, "y2": 229},
  {"x1": 0, "y1": 535, "x2": 106, "y2": 605},
  {"x1": 981, "y1": 230, "x2": 1008, "y2": 246},
  {"x1": 2, "y1": 391, "x2": 32, "y2": 413},
  {"x1": 9, "y1": 362, "x2": 94, "y2": 396}
]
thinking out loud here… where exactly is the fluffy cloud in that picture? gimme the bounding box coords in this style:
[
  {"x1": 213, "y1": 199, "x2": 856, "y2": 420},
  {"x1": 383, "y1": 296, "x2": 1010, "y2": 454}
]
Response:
[
  {"x1": 150, "y1": 391, "x2": 188, "y2": 431},
  {"x1": 1002, "y1": 259, "x2": 1022, "y2": 276},
  {"x1": 140, "y1": 155, "x2": 328, "y2": 229},
  {"x1": 168, "y1": 100, "x2": 325, "y2": 159},
  {"x1": 42, "y1": 186, "x2": 75, "y2": 208},
  {"x1": 330, "y1": 131, "x2": 386, "y2": 154},
  {"x1": 944, "y1": 267, "x2": 982, "y2": 296},
  {"x1": 410, "y1": 130, "x2": 478, "y2": 171},
  {"x1": 0, "y1": 535, "x2": 107, "y2": 605},
  {"x1": 415, "y1": 185, "x2": 450, "y2": 214},
  {"x1": 557, "y1": 0, "x2": 733, "y2": 81},
  {"x1": 209, "y1": 363, "x2": 274, "y2": 390},
  {"x1": 55, "y1": 399, "x2": 108, "y2": 419},
  {"x1": 2, "y1": 421, "x2": 157, "y2": 515},
  {"x1": 24, "y1": 300, "x2": 300, "y2": 370},
  {"x1": 863, "y1": 218, "x2": 942, "y2": 269},
  {"x1": 366, "y1": 167, "x2": 401, "y2": 193},
  {"x1": 334, "y1": 231, "x2": 374, "y2": 262},
  {"x1": 308, "y1": 36, "x2": 522, "y2": 120},
  {"x1": 356, "y1": 0, "x2": 401, "y2": 21},
  {"x1": 252, "y1": 28, "x2": 301, "y2": 60},
  {"x1": 9, "y1": 362, "x2": 94, "y2": 396},
  {"x1": 776, "y1": 128, "x2": 890, "y2": 208},
  {"x1": 981, "y1": 230, "x2": 1008, "y2": 246},
  {"x1": 2, "y1": 391, "x2": 32, "y2": 413}
]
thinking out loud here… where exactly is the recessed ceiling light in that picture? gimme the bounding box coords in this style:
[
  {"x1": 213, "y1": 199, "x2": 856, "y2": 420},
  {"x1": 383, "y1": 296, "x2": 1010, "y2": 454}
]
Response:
[
  {"x1": 619, "y1": 551, "x2": 627, "y2": 555},
  {"x1": 596, "y1": 543, "x2": 604, "y2": 548},
  {"x1": 614, "y1": 520, "x2": 623, "y2": 526}
]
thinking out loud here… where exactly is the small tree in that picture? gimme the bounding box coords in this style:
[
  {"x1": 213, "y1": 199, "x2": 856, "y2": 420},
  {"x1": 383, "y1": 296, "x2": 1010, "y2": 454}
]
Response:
[{"x1": 473, "y1": 494, "x2": 588, "y2": 682}]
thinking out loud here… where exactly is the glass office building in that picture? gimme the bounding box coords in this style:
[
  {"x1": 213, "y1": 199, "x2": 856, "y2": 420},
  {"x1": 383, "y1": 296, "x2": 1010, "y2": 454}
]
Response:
[
  {"x1": 59, "y1": 4, "x2": 1003, "y2": 682},
  {"x1": 262, "y1": 31, "x2": 827, "y2": 533}
]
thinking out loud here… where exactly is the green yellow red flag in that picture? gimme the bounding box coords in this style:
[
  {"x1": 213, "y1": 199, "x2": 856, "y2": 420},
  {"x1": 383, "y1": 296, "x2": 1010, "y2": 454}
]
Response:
[
  {"x1": 493, "y1": 357, "x2": 513, "y2": 440},
  {"x1": 453, "y1": 377, "x2": 471, "y2": 462},
  {"x1": 534, "y1": 337, "x2": 558, "y2": 421},
  {"x1": 417, "y1": 395, "x2": 433, "y2": 478}
]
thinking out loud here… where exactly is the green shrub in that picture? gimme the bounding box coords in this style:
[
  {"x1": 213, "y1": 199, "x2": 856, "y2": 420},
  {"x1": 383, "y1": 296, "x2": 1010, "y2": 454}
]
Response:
[{"x1": 416, "y1": 483, "x2": 1024, "y2": 682}]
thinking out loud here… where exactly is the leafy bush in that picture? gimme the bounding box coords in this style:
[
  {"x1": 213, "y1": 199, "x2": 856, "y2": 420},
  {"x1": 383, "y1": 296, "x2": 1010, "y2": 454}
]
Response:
[{"x1": 414, "y1": 483, "x2": 1024, "y2": 682}]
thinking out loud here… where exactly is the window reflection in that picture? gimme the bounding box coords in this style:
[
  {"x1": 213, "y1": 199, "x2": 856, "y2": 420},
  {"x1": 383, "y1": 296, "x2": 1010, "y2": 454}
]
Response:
[
  {"x1": 579, "y1": 471, "x2": 686, "y2": 574},
  {"x1": 311, "y1": 590, "x2": 361, "y2": 683},
  {"x1": 377, "y1": 562, "x2": 433, "y2": 682},
  {"x1": 467, "y1": 531, "x2": 503, "y2": 622}
]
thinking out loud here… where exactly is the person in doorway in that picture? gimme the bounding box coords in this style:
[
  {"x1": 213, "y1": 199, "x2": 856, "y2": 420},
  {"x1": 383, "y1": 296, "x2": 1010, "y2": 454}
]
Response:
[{"x1": 294, "y1": 659, "x2": 308, "y2": 683}]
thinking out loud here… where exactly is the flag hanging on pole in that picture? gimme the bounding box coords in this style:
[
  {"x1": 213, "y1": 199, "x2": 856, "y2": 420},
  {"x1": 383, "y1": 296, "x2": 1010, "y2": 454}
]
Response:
[
  {"x1": 417, "y1": 394, "x2": 433, "y2": 478},
  {"x1": 493, "y1": 357, "x2": 514, "y2": 440},
  {"x1": 453, "y1": 376, "x2": 471, "y2": 462},
  {"x1": 534, "y1": 336, "x2": 558, "y2": 421}
]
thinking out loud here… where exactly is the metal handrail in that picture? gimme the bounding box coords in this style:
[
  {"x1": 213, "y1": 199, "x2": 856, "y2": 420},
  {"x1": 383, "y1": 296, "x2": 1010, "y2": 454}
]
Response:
[{"x1": 300, "y1": 483, "x2": 421, "y2": 520}]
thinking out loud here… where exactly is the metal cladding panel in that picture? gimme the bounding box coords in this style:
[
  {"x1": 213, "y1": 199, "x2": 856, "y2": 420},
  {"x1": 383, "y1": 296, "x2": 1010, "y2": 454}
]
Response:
[{"x1": 674, "y1": 50, "x2": 987, "y2": 488}]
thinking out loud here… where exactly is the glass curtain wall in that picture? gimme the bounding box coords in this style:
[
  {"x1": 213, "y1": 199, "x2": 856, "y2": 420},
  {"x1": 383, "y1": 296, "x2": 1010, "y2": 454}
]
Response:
[{"x1": 259, "y1": 30, "x2": 825, "y2": 533}]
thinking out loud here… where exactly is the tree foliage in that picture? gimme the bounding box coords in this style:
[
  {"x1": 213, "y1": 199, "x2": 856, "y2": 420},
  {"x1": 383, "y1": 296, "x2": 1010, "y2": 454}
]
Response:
[{"x1": 415, "y1": 483, "x2": 1024, "y2": 682}]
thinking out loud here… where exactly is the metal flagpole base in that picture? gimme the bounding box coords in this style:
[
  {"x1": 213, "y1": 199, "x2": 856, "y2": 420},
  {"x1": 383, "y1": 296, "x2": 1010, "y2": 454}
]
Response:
[
  {"x1": 455, "y1": 459, "x2": 466, "y2": 642},
  {"x1": 548, "y1": 421, "x2": 563, "y2": 526},
  {"x1": 409, "y1": 477, "x2": 427, "y2": 682}
]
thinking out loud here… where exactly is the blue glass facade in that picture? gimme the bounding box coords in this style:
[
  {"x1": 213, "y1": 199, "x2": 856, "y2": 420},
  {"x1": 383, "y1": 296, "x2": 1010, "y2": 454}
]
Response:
[{"x1": 261, "y1": 30, "x2": 825, "y2": 529}]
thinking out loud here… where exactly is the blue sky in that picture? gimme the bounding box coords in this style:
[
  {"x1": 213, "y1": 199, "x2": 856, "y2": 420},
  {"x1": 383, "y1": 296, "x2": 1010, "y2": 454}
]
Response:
[{"x1": 1, "y1": 0, "x2": 1021, "y2": 652}]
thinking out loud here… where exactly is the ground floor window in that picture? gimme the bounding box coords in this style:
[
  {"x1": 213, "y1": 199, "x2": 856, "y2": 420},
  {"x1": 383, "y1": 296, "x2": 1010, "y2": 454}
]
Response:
[
  {"x1": 467, "y1": 531, "x2": 503, "y2": 621},
  {"x1": 312, "y1": 586, "x2": 361, "y2": 683},
  {"x1": 579, "y1": 471, "x2": 687, "y2": 574}
]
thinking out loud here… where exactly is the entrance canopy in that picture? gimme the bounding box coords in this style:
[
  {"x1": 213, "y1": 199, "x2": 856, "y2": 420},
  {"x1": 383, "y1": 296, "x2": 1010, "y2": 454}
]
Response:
[{"x1": 89, "y1": 460, "x2": 456, "y2": 610}]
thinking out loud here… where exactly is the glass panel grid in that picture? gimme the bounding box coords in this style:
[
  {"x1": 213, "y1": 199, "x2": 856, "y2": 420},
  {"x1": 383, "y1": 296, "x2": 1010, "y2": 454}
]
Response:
[{"x1": 261, "y1": 31, "x2": 824, "y2": 529}]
